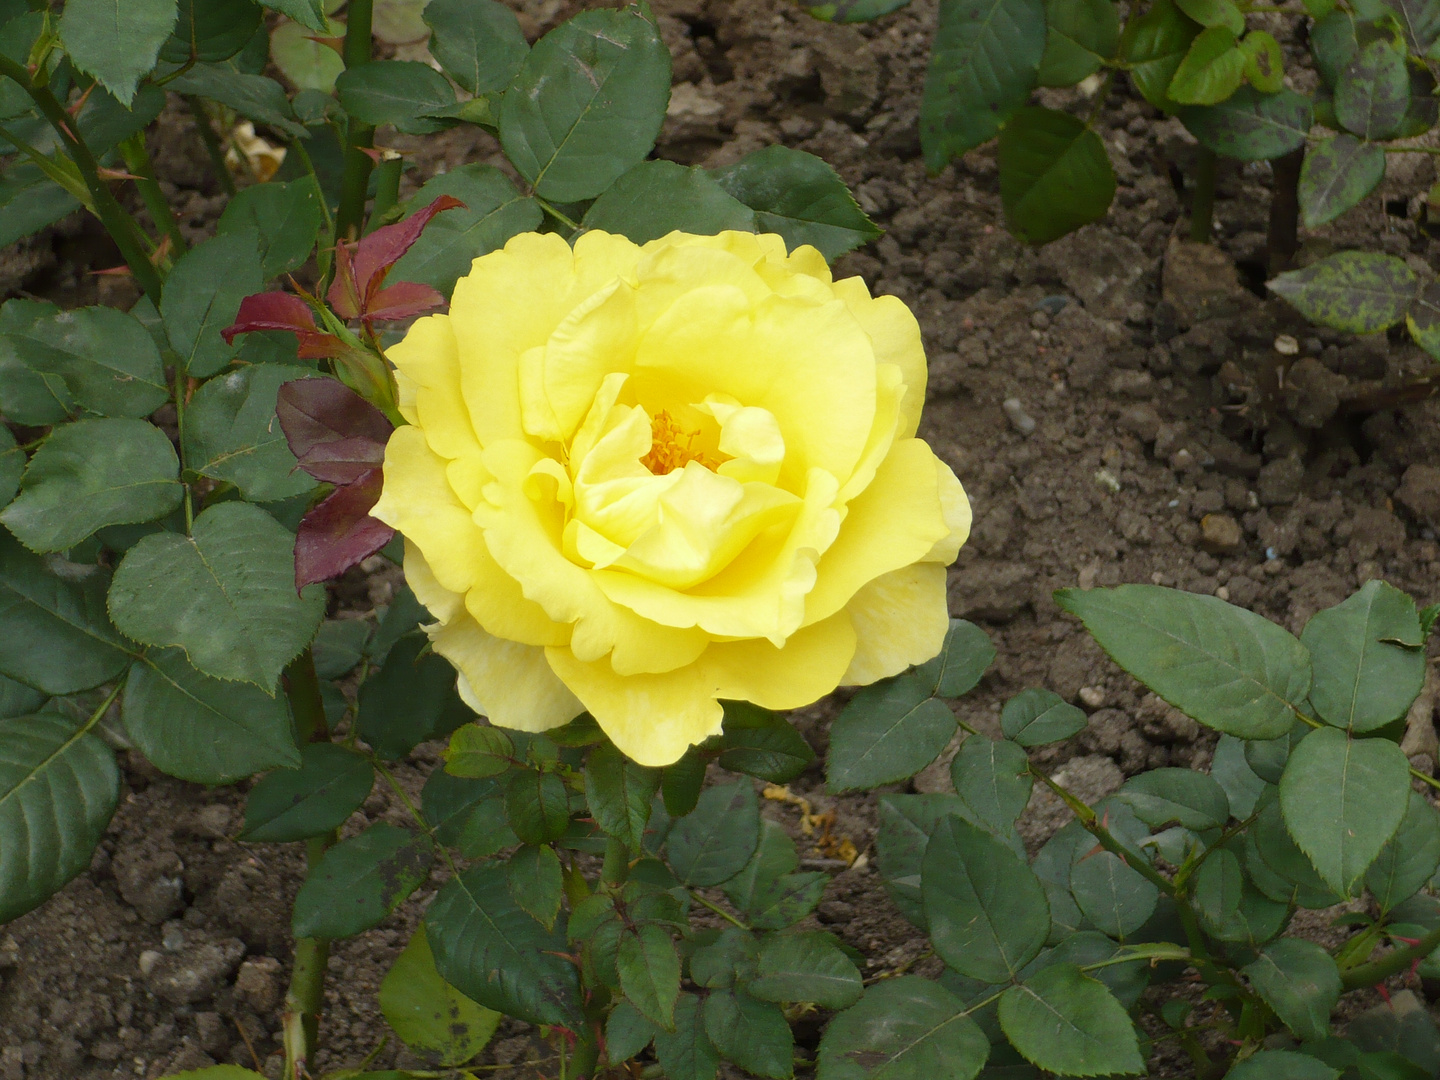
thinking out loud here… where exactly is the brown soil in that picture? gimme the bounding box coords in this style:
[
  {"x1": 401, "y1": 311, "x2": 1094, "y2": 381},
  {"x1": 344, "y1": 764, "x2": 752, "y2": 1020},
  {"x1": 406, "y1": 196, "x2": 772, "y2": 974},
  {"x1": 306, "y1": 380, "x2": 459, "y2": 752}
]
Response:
[{"x1": 5, "y1": 1, "x2": 1440, "y2": 1078}]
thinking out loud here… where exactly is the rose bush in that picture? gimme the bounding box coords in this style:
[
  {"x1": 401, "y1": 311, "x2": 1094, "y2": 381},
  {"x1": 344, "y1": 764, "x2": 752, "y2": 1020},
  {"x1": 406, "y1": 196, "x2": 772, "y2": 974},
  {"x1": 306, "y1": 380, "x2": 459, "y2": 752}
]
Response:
[{"x1": 371, "y1": 228, "x2": 970, "y2": 766}]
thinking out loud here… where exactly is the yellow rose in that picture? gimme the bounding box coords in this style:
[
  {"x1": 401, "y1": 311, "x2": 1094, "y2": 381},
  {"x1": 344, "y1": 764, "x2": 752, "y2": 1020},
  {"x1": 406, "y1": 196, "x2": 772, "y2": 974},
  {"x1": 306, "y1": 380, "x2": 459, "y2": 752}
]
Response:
[{"x1": 370, "y1": 230, "x2": 970, "y2": 767}]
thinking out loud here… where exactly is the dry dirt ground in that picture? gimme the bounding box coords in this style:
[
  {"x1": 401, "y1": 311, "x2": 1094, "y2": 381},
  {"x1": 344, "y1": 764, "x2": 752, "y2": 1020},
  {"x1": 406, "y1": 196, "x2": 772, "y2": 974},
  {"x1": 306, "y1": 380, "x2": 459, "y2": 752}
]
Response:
[{"x1": 4, "y1": 1, "x2": 1440, "y2": 1077}]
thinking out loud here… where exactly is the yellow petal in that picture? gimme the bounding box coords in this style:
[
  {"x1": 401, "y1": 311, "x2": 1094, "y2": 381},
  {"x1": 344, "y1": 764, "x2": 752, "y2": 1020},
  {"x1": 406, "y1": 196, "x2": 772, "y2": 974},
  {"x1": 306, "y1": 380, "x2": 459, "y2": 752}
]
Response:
[
  {"x1": 805, "y1": 438, "x2": 950, "y2": 625},
  {"x1": 529, "y1": 279, "x2": 639, "y2": 443},
  {"x1": 431, "y1": 611, "x2": 583, "y2": 732},
  {"x1": 842, "y1": 563, "x2": 949, "y2": 685},
  {"x1": 832, "y1": 277, "x2": 927, "y2": 439},
  {"x1": 925, "y1": 459, "x2": 971, "y2": 564},
  {"x1": 384, "y1": 313, "x2": 479, "y2": 461},
  {"x1": 402, "y1": 539, "x2": 463, "y2": 623}
]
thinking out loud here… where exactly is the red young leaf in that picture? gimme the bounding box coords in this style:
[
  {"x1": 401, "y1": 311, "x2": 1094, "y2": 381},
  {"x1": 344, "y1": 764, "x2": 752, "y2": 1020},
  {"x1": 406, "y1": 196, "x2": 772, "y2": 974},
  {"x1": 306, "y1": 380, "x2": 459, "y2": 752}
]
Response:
[
  {"x1": 327, "y1": 194, "x2": 464, "y2": 321},
  {"x1": 294, "y1": 467, "x2": 394, "y2": 590},
  {"x1": 223, "y1": 292, "x2": 345, "y2": 358},
  {"x1": 276, "y1": 377, "x2": 394, "y2": 484},
  {"x1": 364, "y1": 280, "x2": 447, "y2": 321}
]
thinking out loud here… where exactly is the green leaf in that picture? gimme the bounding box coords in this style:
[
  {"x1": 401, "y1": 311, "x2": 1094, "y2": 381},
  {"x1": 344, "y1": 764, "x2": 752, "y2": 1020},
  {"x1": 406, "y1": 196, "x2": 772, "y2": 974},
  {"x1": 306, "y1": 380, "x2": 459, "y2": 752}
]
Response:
[
  {"x1": 183, "y1": 364, "x2": 317, "y2": 502},
  {"x1": 607, "y1": 998, "x2": 660, "y2": 1063},
  {"x1": 997, "y1": 106, "x2": 1115, "y2": 245},
  {"x1": 76, "y1": 84, "x2": 168, "y2": 155},
  {"x1": 1301, "y1": 581, "x2": 1426, "y2": 734},
  {"x1": 662, "y1": 748, "x2": 705, "y2": 817},
  {"x1": 1366, "y1": 791, "x2": 1440, "y2": 910},
  {"x1": 336, "y1": 60, "x2": 457, "y2": 135},
  {"x1": 1242, "y1": 938, "x2": 1341, "y2": 1042},
  {"x1": 507, "y1": 843, "x2": 563, "y2": 930},
  {"x1": 1180, "y1": 86, "x2": 1313, "y2": 160},
  {"x1": 1270, "y1": 252, "x2": 1417, "y2": 334},
  {"x1": 827, "y1": 675, "x2": 956, "y2": 793},
  {"x1": 59, "y1": 0, "x2": 178, "y2": 104},
  {"x1": 161, "y1": 0, "x2": 261, "y2": 64},
  {"x1": 1311, "y1": 10, "x2": 1358, "y2": 88},
  {"x1": 582, "y1": 160, "x2": 756, "y2": 245},
  {"x1": 873, "y1": 794, "x2": 972, "y2": 929},
  {"x1": 241, "y1": 742, "x2": 373, "y2": 842},
  {"x1": 0, "y1": 535, "x2": 129, "y2": 694},
  {"x1": 292, "y1": 823, "x2": 433, "y2": 938},
  {"x1": 390, "y1": 164, "x2": 543, "y2": 298},
  {"x1": 1212, "y1": 735, "x2": 1266, "y2": 819},
  {"x1": 1177, "y1": 0, "x2": 1244, "y2": 32},
  {"x1": 1249, "y1": 796, "x2": 1346, "y2": 909},
  {"x1": 0, "y1": 170, "x2": 80, "y2": 252},
  {"x1": 216, "y1": 179, "x2": 323, "y2": 279},
  {"x1": 269, "y1": 19, "x2": 345, "y2": 94},
  {"x1": 165, "y1": 65, "x2": 307, "y2": 140},
  {"x1": 1241, "y1": 30, "x2": 1285, "y2": 93},
  {"x1": 950, "y1": 734, "x2": 1030, "y2": 835},
  {"x1": 444, "y1": 724, "x2": 514, "y2": 779},
  {"x1": 1115, "y1": 768, "x2": 1229, "y2": 830},
  {"x1": 1055, "y1": 584, "x2": 1311, "y2": 741},
  {"x1": 585, "y1": 742, "x2": 661, "y2": 854},
  {"x1": 1070, "y1": 847, "x2": 1160, "y2": 939},
  {"x1": 1168, "y1": 27, "x2": 1245, "y2": 105},
  {"x1": 920, "y1": 0, "x2": 1046, "y2": 169},
  {"x1": 1121, "y1": 0, "x2": 1202, "y2": 112},
  {"x1": 258, "y1": 0, "x2": 325, "y2": 32},
  {"x1": 1036, "y1": 931, "x2": 1152, "y2": 1009},
  {"x1": 1225, "y1": 1050, "x2": 1341, "y2": 1080},
  {"x1": 379, "y1": 925, "x2": 501, "y2": 1067},
  {"x1": 915, "y1": 619, "x2": 994, "y2": 699},
  {"x1": 500, "y1": 7, "x2": 671, "y2": 202},
  {"x1": 750, "y1": 931, "x2": 863, "y2": 1009},
  {"x1": 808, "y1": 0, "x2": 915, "y2": 23},
  {"x1": 424, "y1": 0, "x2": 528, "y2": 94},
  {"x1": 1193, "y1": 845, "x2": 1244, "y2": 935},
  {"x1": 1279, "y1": 726, "x2": 1411, "y2": 895},
  {"x1": 1, "y1": 419, "x2": 180, "y2": 553},
  {"x1": 654, "y1": 993, "x2": 721, "y2": 1080},
  {"x1": 1336, "y1": 39, "x2": 1410, "y2": 140},
  {"x1": 312, "y1": 619, "x2": 371, "y2": 680},
  {"x1": 0, "y1": 709, "x2": 119, "y2": 922},
  {"x1": 422, "y1": 771, "x2": 519, "y2": 858},
  {"x1": 710, "y1": 145, "x2": 882, "y2": 261},
  {"x1": 717, "y1": 702, "x2": 814, "y2": 784},
  {"x1": 618, "y1": 923, "x2": 680, "y2": 1030},
  {"x1": 922, "y1": 815, "x2": 1048, "y2": 982},
  {"x1": 0, "y1": 299, "x2": 68, "y2": 425},
  {"x1": 1300, "y1": 135, "x2": 1386, "y2": 229},
  {"x1": 998, "y1": 963, "x2": 1144, "y2": 1077},
  {"x1": 124, "y1": 648, "x2": 301, "y2": 784},
  {"x1": 704, "y1": 988, "x2": 792, "y2": 1079},
  {"x1": 163, "y1": 1068, "x2": 266, "y2": 1080},
  {"x1": 504, "y1": 769, "x2": 571, "y2": 845},
  {"x1": 0, "y1": 304, "x2": 168, "y2": 419},
  {"x1": 0, "y1": 674, "x2": 44, "y2": 721},
  {"x1": 358, "y1": 635, "x2": 470, "y2": 760},
  {"x1": 161, "y1": 229, "x2": 265, "y2": 378},
  {"x1": 1001, "y1": 688, "x2": 1087, "y2": 746},
  {"x1": 721, "y1": 818, "x2": 827, "y2": 929},
  {"x1": 667, "y1": 781, "x2": 760, "y2": 887},
  {"x1": 108, "y1": 501, "x2": 326, "y2": 691},
  {"x1": 816, "y1": 976, "x2": 989, "y2": 1080},
  {"x1": 690, "y1": 926, "x2": 758, "y2": 989},
  {"x1": 1038, "y1": 0, "x2": 1119, "y2": 87}
]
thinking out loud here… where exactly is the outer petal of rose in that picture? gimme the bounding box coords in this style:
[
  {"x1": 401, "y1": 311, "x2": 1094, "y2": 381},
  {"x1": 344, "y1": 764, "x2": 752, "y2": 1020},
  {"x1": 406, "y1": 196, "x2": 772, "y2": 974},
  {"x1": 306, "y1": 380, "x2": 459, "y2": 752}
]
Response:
[
  {"x1": 476, "y1": 438, "x2": 710, "y2": 673},
  {"x1": 384, "y1": 314, "x2": 480, "y2": 462},
  {"x1": 402, "y1": 539, "x2": 464, "y2": 623},
  {"x1": 546, "y1": 610, "x2": 855, "y2": 767},
  {"x1": 449, "y1": 231, "x2": 640, "y2": 446},
  {"x1": 374, "y1": 427, "x2": 564, "y2": 646},
  {"x1": 831, "y1": 277, "x2": 927, "y2": 440},
  {"x1": 841, "y1": 563, "x2": 950, "y2": 685},
  {"x1": 925, "y1": 459, "x2": 972, "y2": 565},
  {"x1": 431, "y1": 611, "x2": 583, "y2": 733},
  {"x1": 804, "y1": 438, "x2": 950, "y2": 626}
]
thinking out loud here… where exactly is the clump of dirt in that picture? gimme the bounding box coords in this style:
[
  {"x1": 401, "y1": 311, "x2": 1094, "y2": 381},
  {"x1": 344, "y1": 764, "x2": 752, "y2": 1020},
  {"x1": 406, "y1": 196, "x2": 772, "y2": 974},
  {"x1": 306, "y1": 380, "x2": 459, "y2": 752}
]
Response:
[{"x1": 3, "y1": 1, "x2": 1440, "y2": 1077}]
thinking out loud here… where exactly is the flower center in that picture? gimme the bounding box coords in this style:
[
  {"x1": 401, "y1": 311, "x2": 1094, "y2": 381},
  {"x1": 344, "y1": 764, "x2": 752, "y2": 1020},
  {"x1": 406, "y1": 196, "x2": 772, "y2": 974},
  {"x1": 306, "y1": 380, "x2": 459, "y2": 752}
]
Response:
[{"x1": 641, "y1": 410, "x2": 720, "y2": 475}]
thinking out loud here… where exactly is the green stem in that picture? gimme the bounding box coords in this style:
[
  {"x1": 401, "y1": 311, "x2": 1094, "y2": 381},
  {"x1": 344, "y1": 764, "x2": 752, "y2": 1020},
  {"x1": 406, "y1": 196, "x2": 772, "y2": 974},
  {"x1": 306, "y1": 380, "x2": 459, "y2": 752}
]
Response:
[
  {"x1": 285, "y1": 648, "x2": 327, "y2": 744},
  {"x1": 1190, "y1": 146, "x2": 1217, "y2": 243},
  {"x1": 689, "y1": 890, "x2": 749, "y2": 930},
  {"x1": 0, "y1": 55, "x2": 163, "y2": 301},
  {"x1": 366, "y1": 153, "x2": 403, "y2": 234},
  {"x1": 174, "y1": 366, "x2": 193, "y2": 531},
  {"x1": 535, "y1": 196, "x2": 580, "y2": 231},
  {"x1": 334, "y1": 0, "x2": 375, "y2": 243},
  {"x1": 1341, "y1": 922, "x2": 1440, "y2": 990},
  {"x1": 185, "y1": 96, "x2": 236, "y2": 196},
  {"x1": 118, "y1": 132, "x2": 187, "y2": 255},
  {"x1": 373, "y1": 756, "x2": 463, "y2": 878},
  {"x1": 283, "y1": 834, "x2": 335, "y2": 1080}
]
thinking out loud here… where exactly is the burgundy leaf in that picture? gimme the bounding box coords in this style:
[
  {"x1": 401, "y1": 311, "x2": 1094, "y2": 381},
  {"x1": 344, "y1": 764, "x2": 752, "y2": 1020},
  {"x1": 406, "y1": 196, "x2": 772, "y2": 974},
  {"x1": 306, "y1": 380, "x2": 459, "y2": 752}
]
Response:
[
  {"x1": 294, "y1": 467, "x2": 395, "y2": 590},
  {"x1": 362, "y1": 280, "x2": 447, "y2": 322},
  {"x1": 222, "y1": 291, "x2": 345, "y2": 357},
  {"x1": 276, "y1": 377, "x2": 394, "y2": 484},
  {"x1": 326, "y1": 195, "x2": 465, "y2": 319}
]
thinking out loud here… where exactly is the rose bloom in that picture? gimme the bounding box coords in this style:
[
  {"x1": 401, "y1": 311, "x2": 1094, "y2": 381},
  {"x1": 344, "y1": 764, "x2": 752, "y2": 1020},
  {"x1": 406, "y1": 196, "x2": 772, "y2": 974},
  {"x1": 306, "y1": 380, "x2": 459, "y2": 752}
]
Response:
[{"x1": 370, "y1": 230, "x2": 969, "y2": 767}]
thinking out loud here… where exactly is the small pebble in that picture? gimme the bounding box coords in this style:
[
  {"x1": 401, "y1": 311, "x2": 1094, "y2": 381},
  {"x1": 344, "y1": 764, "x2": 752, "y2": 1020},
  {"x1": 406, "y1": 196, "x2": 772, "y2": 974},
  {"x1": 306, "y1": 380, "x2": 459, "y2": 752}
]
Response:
[
  {"x1": 1215, "y1": 586, "x2": 1231, "y2": 601},
  {"x1": 161, "y1": 923, "x2": 185, "y2": 953},
  {"x1": 1094, "y1": 468, "x2": 1121, "y2": 493},
  {"x1": 138, "y1": 950, "x2": 163, "y2": 977},
  {"x1": 1036, "y1": 294, "x2": 1070, "y2": 315},
  {"x1": 1078, "y1": 686, "x2": 1106, "y2": 708},
  {"x1": 1002, "y1": 397, "x2": 1036, "y2": 435},
  {"x1": 1265, "y1": 546, "x2": 1278, "y2": 560},
  {"x1": 1199, "y1": 513, "x2": 1244, "y2": 555},
  {"x1": 1274, "y1": 334, "x2": 1300, "y2": 356}
]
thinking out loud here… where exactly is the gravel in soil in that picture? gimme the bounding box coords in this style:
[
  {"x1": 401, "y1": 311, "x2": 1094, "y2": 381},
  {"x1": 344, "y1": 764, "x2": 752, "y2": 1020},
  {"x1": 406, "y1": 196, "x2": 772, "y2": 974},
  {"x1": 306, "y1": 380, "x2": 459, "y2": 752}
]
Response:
[{"x1": 4, "y1": 1, "x2": 1440, "y2": 1077}]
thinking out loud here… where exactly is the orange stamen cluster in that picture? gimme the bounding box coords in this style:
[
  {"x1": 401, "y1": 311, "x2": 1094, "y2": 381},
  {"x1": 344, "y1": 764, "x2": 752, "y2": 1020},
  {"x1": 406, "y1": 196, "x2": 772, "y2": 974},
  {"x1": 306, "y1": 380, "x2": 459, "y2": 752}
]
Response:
[{"x1": 642, "y1": 410, "x2": 720, "y2": 474}]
